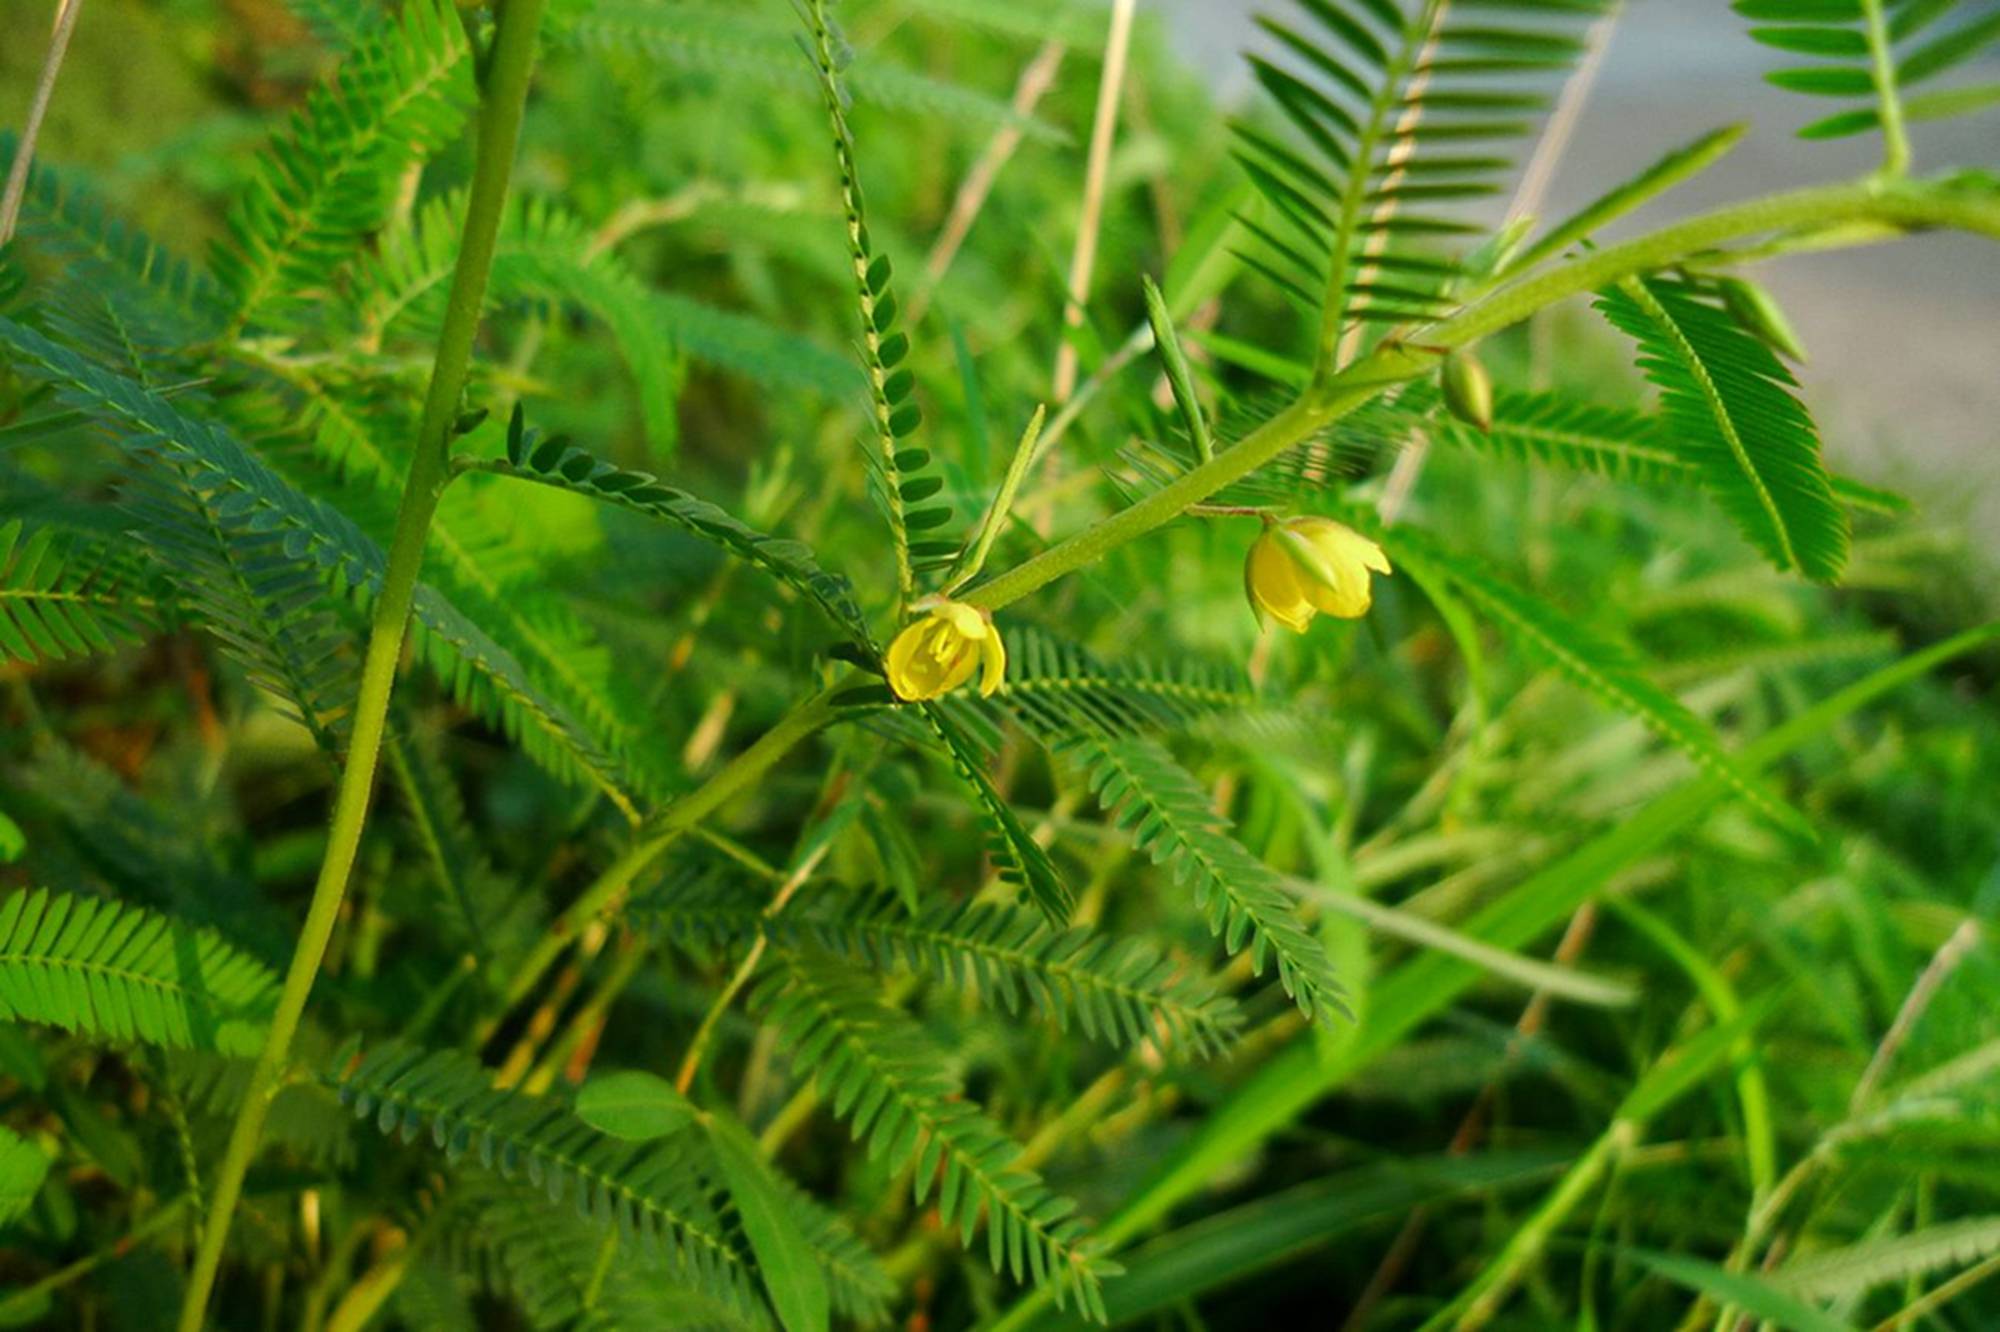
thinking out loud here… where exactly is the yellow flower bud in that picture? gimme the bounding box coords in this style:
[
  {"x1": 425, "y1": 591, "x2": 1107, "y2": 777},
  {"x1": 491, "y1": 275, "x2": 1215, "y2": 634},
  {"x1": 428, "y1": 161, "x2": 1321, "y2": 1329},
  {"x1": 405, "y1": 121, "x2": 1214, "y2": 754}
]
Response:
[
  {"x1": 884, "y1": 601, "x2": 1007, "y2": 701},
  {"x1": 1244, "y1": 517, "x2": 1391, "y2": 633}
]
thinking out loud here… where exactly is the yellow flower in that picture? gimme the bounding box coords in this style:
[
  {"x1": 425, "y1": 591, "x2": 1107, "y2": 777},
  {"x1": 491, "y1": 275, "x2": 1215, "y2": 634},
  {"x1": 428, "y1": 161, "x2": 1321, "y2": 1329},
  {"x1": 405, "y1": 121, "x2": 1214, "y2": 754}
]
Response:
[
  {"x1": 1244, "y1": 516, "x2": 1392, "y2": 633},
  {"x1": 885, "y1": 601, "x2": 1006, "y2": 701}
]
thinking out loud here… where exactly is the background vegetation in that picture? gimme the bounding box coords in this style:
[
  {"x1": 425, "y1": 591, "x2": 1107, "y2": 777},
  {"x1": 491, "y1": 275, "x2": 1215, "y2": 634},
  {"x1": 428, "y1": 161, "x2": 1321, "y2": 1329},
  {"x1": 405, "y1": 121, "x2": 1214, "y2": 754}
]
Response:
[{"x1": 2, "y1": 1, "x2": 1998, "y2": 1329}]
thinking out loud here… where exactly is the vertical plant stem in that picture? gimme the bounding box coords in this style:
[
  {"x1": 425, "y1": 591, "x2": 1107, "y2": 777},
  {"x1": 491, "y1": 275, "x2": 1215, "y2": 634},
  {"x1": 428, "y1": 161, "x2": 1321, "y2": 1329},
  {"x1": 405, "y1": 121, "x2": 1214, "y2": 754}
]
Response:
[
  {"x1": 1440, "y1": 1120, "x2": 1637, "y2": 1332},
  {"x1": 1860, "y1": 0, "x2": 1911, "y2": 177},
  {"x1": 0, "y1": 0, "x2": 84, "y2": 246},
  {"x1": 909, "y1": 39, "x2": 1066, "y2": 329},
  {"x1": 1850, "y1": 917, "x2": 1981, "y2": 1113},
  {"x1": 1049, "y1": 0, "x2": 1136, "y2": 407},
  {"x1": 1375, "y1": 3, "x2": 1619, "y2": 525},
  {"x1": 174, "y1": 2, "x2": 549, "y2": 1326}
]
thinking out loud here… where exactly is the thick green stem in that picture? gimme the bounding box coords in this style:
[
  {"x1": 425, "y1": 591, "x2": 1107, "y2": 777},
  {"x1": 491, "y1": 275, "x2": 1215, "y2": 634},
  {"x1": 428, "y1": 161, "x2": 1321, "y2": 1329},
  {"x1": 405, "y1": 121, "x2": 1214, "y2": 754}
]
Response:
[
  {"x1": 962, "y1": 177, "x2": 1995, "y2": 616},
  {"x1": 174, "y1": 3, "x2": 548, "y2": 1327}
]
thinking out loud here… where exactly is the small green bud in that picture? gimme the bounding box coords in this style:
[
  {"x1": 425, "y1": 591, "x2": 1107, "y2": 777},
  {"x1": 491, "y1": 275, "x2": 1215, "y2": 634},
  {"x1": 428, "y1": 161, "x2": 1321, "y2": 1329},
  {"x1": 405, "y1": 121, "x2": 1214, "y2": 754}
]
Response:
[
  {"x1": 1717, "y1": 276, "x2": 1808, "y2": 364},
  {"x1": 1440, "y1": 352, "x2": 1494, "y2": 434}
]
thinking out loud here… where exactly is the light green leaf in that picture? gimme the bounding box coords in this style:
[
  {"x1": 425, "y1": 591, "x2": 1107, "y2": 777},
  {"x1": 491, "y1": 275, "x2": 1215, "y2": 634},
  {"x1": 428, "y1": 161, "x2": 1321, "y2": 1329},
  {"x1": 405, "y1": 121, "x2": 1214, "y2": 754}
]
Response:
[
  {"x1": 573, "y1": 1070, "x2": 697, "y2": 1143},
  {"x1": 0, "y1": 888, "x2": 278, "y2": 1056},
  {"x1": 0, "y1": 1125, "x2": 51, "y2": 1228},
  {"x1": 707, "y1": 1114, "x2": 830, "y2": 1332},
  {"x1": 1624, "y1": 1248, "x2": 1848, "y2": 1332}
]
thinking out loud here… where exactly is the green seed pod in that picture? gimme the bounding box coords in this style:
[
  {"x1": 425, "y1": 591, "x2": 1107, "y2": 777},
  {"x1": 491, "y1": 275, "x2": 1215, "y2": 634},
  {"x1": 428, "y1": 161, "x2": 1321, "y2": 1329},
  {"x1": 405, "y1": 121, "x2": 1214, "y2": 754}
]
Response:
[
  {"x1": 1440, "y1": 352, "x2": 1494, "y2": 434},
  {"x1": 1718, "y1": 276, "x2": 1808, "y2": 364}
]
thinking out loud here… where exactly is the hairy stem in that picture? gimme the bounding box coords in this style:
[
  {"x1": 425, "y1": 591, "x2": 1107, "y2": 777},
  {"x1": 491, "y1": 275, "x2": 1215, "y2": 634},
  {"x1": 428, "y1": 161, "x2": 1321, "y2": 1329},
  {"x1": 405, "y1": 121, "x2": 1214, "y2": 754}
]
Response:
[
  {"x1": 963, "y1": 176, "x2": 1996, "y2": 616},
  {"x1": 1860, "y1": 0, "x2": 1911, "y2": 177},
  {"x1": 174, "y1": 2, "x2": 549, "y2": 1325}
]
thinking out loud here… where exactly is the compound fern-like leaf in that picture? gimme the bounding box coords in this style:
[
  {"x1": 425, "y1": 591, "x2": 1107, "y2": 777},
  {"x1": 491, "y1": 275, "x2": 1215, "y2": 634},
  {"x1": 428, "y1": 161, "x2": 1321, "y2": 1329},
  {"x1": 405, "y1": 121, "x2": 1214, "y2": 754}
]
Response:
[
  {"x1": 753, "y1": 955, "x2": 1115, "y2": 1319},
  {"x1": 335, "y1": 1042, "x2": 889, "y2": 1327},
  {"x1": 1597, "y1": 276, "x2": 1847, "y2": 583},
  {"x1": 920, "y1": 702, "x2": 1072, "y2": 922},
  {"x1": 995, "y1": 627, "x2": 1263, "y2": 740},
  {"x1": 1739, "y1": 0, "x2": 2000, "y2": 140},
  {"x1": 0, "y1": 316, "x2": 642, "y2": 819},
  {"x1": 1388, "y1": 525, "x2": 1810, "y2": 835},
  {"x1": 801, "y1": 0, "x2": 956, "y2": 602},
  {"x1": 0, "y1": 889, "x2": 278, "y2": 1056},
  {"x1": 466, "y1": 411, "x2": 872, "y2": 648},
  {"x1": 0, "y1": 519, "x2": 156, "y2": 666},
  {"x1": 642, "y1": 880, "x2": 1242, "y2": 1059},
  {"x1": 215, "y1": 0, "x2": 475, "y2": 330},
  {"x1": 1059, "y1": 733, "x2": 1343, "y2": 1022},
  {"x1": 335, "y1": 1043, "x2": 765, "y2": 1322}
]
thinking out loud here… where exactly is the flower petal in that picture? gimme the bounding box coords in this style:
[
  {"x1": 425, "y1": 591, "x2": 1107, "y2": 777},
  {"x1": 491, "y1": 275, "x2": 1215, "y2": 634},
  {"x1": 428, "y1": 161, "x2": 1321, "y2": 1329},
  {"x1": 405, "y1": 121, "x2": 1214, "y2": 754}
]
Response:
[
  {"x1": 977, "y1": 626, "x2": 1007, "y2": 697},
  {"x1": 887, "y1": 617, "x2": 958, "y2": 700},
  {"x1": 1294, "y1": 518, "x2": 1385, "y2": 619},
  {"x1": 937, "y1": 637, "x2": 981, "y2": 695},
  {"x1": 1247, "y1": 531, "x2": 1315, "y2": 633},
  {"x1": 936, "y1": 601, "x2": 988, "y2": 640}
]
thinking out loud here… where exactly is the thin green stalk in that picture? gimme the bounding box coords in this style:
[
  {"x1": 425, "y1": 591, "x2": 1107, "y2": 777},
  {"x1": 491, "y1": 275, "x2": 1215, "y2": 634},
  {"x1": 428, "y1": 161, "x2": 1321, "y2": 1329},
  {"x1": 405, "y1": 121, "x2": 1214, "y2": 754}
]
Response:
[
  {"x1": 1860, "y1": 0, "x2": 1911, "y2": 177},
  {"x1": 1608, "y1": 898, "x2": 1776, "y2": 1202},
  {"x1": 580, "y1": 1229, "x2": 620, "y2": 1313},
  {"x1": 1430, "y1": 1121, "x2": 1636, "y2": 1332},
  {"x1": 1872, "y1": 1249, "x2": 2000, "y2": 1332},
  {"x1": 0, "y1": 1195, "x2": 192, "y2": 1322},
  {"x1": 674, "y1": 839, "x2": 831, "y2": 1093},
  {"x1": 174, "y1": 2, "x2": 549, "y2": 1326},
  {"x1": 488, "y1": 686, "x2": 842, "y2": 1026},
  {"x1": 948, "y1": 405, "x2": 1047, "y2": 592},
  {"x1": 0, "y1": 0, "x2": 83, "y2": 246}
]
